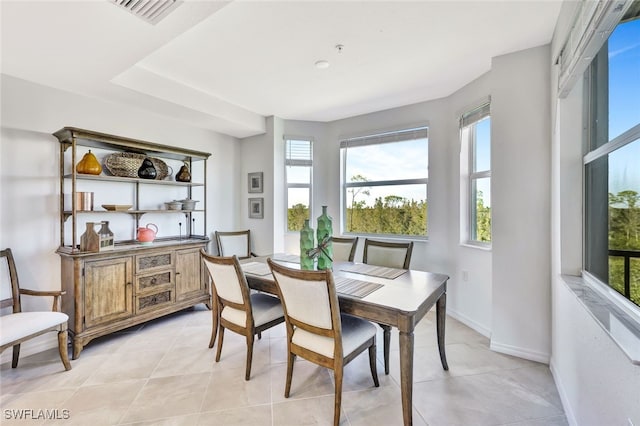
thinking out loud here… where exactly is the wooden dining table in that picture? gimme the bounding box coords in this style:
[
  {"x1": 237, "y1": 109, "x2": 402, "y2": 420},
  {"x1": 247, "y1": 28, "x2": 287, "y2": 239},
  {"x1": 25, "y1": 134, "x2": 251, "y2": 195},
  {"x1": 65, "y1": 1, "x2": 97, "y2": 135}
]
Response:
[{"x1": 238, "y1": 255, "x2": 450, "y2": 426}]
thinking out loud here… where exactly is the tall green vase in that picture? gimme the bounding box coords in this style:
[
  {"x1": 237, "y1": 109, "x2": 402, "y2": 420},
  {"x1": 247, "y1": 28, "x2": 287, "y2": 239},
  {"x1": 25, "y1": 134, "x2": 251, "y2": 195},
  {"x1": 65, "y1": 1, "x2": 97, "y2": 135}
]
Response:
[
  {"x1": 316, "y1": 206, "x2": 333, "y2": 270},
  {"x1": 300, "y1": 219, "x2": 315, "y2": 270}
]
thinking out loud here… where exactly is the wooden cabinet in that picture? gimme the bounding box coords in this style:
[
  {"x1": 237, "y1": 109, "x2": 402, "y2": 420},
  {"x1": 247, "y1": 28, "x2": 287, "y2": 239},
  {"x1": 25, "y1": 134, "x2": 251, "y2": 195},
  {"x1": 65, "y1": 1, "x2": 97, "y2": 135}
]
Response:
[{"x1": 54, "y1": 128, "x2": 212, "y2": 359}]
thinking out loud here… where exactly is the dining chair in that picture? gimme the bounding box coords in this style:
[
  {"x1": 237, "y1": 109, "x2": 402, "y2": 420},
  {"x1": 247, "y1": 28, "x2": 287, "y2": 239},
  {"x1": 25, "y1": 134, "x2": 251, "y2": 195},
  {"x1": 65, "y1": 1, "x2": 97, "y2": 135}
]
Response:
[
  {"x1": 331, "y1": 236, "x2": 359, "y2": 262},
  {"x1": 215, "y1": 230, "x2": 256, "y2": 259},
  {"x1": 363, "y1": 238, "x2": 414, "y2": 269},
  {"x1": 0, "y1": 248, "x2": 71, "y2": 371},
  {"x1": 267, "y1": 258, "x2": 379, "y2": 426},
  {"x1": 362, "y1": 238, "x2": 414, "y2": 375},
  {"x1": 201, "y1": 250, "x2": 284, "y2": 380}
]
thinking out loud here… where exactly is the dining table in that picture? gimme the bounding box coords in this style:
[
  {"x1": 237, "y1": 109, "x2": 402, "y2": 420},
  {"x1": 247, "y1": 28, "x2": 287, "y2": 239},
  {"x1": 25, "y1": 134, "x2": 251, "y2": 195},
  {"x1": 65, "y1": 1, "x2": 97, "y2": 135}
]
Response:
[{"x1": 238, "y1": 254, "x2": 450, "y2": 426}]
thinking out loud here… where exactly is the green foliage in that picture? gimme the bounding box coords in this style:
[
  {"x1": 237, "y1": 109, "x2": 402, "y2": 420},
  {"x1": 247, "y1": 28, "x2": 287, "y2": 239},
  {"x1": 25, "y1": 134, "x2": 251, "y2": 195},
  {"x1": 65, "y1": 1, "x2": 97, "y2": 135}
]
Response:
[
  {"x1": 345, "y1": 197, "x2": 427, "y2": 236},
  {"x1": 608, "y1": 190, "x2": 640, "y2": 306},
  {"x1": 288, "y1": 203, "x2": 309, "y2": 232},
  {"x1": 475, "y1": 191, "x2": 491, "y2": 242}
]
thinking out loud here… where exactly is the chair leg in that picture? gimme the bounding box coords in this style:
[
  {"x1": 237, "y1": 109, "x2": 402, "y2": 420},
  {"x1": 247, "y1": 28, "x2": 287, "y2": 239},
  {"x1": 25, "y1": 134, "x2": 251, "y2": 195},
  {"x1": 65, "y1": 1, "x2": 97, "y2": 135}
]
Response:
[
  {"x1": 333, "y1": 368, "x2": 344, "y2": 426},
  {"x1": 11, "y1": 344, "x2": 20, "y2": 368},
  {"x1": 215, "y1": 327, "x2": 226, "y2": 362},
  {"x1": 209, "y1": 302, "x2": 219, "y2": 349},
  {"x1": 284, "y1": 352, "x2": 296, "y2": 398},
  {"x1": 368, "y1": 343, "x2": 379, "y2": 387},
  {"x1": 58, "y1": 330, "x2": 72, "y2": 371},
  {"x1": 379, "y1": 324, "x2": 391, "y2": 374},
  {"x1": 245, "y1": 334, "x2": 255, "y2": 381}
]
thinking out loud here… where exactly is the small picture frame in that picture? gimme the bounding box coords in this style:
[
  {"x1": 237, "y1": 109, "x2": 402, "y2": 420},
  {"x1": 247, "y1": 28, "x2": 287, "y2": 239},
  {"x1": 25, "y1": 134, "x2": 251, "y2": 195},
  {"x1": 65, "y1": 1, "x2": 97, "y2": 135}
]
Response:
[
  {"x1": 249, "y1": 197, "x2": 264, "y2": 219},
  {"x1": 248, "y1": 172, "x2": 263, "y2": 193}
]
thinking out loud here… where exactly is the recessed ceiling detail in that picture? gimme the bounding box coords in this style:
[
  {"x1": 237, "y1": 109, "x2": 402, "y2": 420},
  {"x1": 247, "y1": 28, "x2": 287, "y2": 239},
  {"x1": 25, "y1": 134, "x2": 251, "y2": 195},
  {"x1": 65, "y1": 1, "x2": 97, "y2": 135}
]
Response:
[{"x1": 109, "y1": 0, "x2": 182, "y2": 25}]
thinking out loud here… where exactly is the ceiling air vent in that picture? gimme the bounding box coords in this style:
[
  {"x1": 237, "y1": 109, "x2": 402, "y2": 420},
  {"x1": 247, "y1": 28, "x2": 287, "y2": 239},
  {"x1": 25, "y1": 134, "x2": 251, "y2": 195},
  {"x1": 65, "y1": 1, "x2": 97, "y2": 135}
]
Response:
[{"x1": 110, "y1": 0, "x2": 182, "y2": 25}]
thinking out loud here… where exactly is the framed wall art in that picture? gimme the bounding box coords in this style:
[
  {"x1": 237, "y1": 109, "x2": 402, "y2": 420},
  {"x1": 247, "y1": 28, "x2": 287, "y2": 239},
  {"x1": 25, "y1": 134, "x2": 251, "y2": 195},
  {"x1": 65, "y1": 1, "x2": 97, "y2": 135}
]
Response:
[
  {"x1": 248, "y1": 172, "x2": 263, "y2": 193},
  {"x1": 249, "y1": 197, "x2": 264, "y2": 219}
]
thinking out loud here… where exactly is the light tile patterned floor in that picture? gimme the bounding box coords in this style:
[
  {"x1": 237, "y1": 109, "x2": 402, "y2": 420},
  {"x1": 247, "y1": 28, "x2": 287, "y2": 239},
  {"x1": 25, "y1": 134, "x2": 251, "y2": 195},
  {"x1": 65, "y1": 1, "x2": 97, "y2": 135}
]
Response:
[{"x1": 0, "y1": 306, "x2": 567, "y2": 425}]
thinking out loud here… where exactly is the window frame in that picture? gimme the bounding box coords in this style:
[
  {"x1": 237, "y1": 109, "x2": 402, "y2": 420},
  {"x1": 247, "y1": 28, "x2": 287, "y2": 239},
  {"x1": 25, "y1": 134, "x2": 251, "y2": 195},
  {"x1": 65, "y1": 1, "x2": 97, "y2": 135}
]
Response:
[
  {"x1": 340, "y1": 126, "x2": 429, "y2": 238},
  {"x1": 285, "y1": 137, "x2": 313, "y2": 233},
  {"x1": 460, "y1": 102, "x2": 491, "y2": 247},
  {"x1": 582, "y1": 15, "x2": 640, "y2": 313}
]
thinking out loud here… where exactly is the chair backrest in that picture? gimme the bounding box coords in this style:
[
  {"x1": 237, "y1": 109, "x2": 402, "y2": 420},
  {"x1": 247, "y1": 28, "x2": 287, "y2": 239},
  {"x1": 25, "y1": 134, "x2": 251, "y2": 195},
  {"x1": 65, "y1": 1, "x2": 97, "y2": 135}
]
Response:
[
  {"x1": 331, "y1": 237, "x2": 358, "y2": 262},
  {"x1": 215, "y1": 230, "x2": 252, "y2": 259},
  {"x1": 0, "y1": 248, "x2": 21, "y2": 313},
  {"x1": 363, "y1": 239, "x2": 414, "y2": 269},
  {"x1": 267, "y1": 259, "x2": 342, "y2": 357},
  {"x1": 200, "y1": 251, "x2": 252, "y2": 322}
]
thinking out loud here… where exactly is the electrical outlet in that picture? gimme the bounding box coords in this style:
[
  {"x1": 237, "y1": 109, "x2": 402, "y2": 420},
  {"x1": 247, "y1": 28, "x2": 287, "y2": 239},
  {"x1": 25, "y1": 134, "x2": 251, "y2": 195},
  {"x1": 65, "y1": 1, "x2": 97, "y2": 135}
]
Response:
[{"x1": 462, "y1": 271, "x2": 469, "y2": 282}]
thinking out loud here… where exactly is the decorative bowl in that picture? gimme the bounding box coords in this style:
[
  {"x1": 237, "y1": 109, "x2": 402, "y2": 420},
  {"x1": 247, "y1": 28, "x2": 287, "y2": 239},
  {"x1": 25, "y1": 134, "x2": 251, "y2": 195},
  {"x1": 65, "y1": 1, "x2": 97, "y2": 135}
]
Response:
[
  {"x1": 180, "y1": 199, "x2": 199, "y2": 210},
  {"x1": 165, "y1": 201, "x2": 183, "y2": 210}
]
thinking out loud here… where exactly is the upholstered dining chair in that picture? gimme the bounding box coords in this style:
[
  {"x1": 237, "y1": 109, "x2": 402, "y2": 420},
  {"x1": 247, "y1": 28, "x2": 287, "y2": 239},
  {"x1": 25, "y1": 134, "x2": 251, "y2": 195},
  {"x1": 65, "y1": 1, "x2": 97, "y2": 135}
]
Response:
[
  {"x1": 0, "y1": 248, "x2": 71, "y2": 371},
  {"x1": 362, "y1": 238, "x2": 414, "y2": 375},
  {"x1": 215, "y1": 230, "x2": 256, "y2": 259},
  {"x1": 363, "y1": 238, "x2": 414, "y2": 269},
  {"x1": 267, "y1": 259, "x2": 379, "y2": 426},
  {"x1": 331, "y1": 236, "x2": 359, "y2": 262},
  {"x1": 200, "y1": 250, "x2": 284, "y2": 380}
]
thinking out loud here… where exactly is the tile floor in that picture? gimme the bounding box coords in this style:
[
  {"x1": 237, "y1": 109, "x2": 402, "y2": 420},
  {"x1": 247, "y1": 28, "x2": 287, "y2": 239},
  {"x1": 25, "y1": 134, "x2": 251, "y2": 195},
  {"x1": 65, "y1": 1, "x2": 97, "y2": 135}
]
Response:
[{"x1": 0, "y1": 306, "x2": 567, "y2": 425}]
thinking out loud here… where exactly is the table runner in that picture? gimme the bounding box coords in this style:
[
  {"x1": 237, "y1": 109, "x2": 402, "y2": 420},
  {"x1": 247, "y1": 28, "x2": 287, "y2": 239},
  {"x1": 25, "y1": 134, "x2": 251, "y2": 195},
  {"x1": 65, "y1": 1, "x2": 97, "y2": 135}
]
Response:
[
  {"x1": 334, "y1": 276, "x2": 384, "y2": 298},
  {"x1": 339, "y1": 263, "x2": 407, "y2": 279}
]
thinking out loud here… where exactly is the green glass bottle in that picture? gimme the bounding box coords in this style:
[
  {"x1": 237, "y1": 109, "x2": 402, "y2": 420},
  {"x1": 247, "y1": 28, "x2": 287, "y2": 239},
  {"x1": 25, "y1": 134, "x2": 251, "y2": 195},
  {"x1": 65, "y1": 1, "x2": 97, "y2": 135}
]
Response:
[
  {"x1": 300, "y1": 219, "x2": 315, "y2": 270},
  {"x1": 316, "y1": 206, "x2": 333, "y2": 270}
]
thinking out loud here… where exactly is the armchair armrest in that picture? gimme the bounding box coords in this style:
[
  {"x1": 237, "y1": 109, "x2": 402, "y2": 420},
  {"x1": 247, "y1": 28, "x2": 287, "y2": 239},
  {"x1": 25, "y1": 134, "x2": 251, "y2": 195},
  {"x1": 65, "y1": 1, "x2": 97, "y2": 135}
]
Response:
[{"x1": 19, "y1": 289, "x2": 66, "y2": 312}]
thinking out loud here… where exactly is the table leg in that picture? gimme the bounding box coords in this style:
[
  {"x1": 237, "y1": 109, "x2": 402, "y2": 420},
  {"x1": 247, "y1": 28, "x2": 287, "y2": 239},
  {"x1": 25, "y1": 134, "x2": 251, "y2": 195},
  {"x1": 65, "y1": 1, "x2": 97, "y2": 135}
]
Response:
[
  {"x1": 436, "y1": 292, "x2": 449, "y2": 370},
  {"x1": 399, "y1": 330, "x2": 414, "y2": 426}
]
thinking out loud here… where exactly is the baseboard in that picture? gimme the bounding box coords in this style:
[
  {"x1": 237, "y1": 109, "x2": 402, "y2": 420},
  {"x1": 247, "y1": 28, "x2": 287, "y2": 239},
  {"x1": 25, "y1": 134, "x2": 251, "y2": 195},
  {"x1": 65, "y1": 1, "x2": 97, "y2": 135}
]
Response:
[
  {"x1": 549, "y1": 357, "x2": 578, "y2": 426},
  {"x1": 447, "y1": 307, "x2": 492, "y2": 338},
  {"x1": 489, "y1": 340, "x2": 550, "y2": 364},
  {"x1": 0, "y1": 335, "x2": 58, "y2": 366}
]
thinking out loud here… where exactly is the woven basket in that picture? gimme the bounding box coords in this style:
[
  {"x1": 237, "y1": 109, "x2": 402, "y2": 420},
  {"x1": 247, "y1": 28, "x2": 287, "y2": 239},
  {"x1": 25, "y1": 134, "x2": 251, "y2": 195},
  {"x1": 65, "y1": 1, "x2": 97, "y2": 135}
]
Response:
[{"x1": 104, "y1": 153, "x2": 170, "y2": 180}]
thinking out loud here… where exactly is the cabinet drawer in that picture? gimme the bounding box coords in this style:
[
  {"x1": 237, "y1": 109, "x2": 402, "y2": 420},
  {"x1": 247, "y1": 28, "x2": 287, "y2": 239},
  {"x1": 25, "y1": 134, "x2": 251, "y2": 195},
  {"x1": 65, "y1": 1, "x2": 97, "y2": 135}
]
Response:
[
  {"x1": 136, "y1": 290, "x2": 173, "y2": 314},
  {"x1": 136, "y1": 252, "x2": 174, "y2": 273},
  {"x1": 136, "y1": 270, "x2": 173, "y2": 294}
]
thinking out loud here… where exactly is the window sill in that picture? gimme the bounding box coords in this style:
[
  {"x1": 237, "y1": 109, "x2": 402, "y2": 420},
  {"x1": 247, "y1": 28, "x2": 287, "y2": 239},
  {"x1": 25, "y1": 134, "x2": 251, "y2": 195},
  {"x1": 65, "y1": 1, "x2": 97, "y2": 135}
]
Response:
[
  {"x1": 561, "y1": 274, "x2": 640, "y2": 365},
  {"x1": 460, "y1": 242, "x2": 492, "y2": 251}
]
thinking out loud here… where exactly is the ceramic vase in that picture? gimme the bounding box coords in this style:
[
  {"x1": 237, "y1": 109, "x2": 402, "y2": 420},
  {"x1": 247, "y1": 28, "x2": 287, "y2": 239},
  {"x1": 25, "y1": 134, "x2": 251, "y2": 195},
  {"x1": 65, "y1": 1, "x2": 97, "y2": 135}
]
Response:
[
  {"x1": 80, "y1": 222, "x2": 100, "y2": 252},
  {"x1": 138, "y1": 157, "x2": 157, "y2": 179},
  {"x1": 299, "y1": 219, "x2": 315, "y2": 270},
  {"x1": 316, "y1": 206, "x2": 333, "y2": 270}
]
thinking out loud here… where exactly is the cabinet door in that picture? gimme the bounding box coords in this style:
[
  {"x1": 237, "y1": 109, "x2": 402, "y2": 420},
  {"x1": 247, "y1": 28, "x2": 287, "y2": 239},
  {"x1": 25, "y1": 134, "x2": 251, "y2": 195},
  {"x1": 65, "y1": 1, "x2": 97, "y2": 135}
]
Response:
[
  {"x1": 84, "y1": 257, "x2": 133, "y2": 328},
  {"x1": 175, "y1": 248, "x2": 204, "y2": 301}
]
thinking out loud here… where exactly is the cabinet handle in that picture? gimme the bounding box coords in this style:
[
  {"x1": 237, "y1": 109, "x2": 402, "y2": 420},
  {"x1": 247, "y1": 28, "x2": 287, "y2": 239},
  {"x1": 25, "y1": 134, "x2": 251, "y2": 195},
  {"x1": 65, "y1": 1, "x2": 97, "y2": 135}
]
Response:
[
  {"x1": 175, "y1": 272, "x2": 181, "y2": 275},
  {"x1": 151, "y1": 277, "x2": 157, "y2": 284}
]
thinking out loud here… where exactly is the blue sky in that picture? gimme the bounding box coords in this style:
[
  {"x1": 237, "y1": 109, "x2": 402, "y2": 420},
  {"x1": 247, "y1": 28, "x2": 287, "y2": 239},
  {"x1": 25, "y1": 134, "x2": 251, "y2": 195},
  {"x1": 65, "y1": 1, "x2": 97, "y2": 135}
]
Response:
[{"x1": 608, "y1": 18, "x2": 640, "y2": 196}]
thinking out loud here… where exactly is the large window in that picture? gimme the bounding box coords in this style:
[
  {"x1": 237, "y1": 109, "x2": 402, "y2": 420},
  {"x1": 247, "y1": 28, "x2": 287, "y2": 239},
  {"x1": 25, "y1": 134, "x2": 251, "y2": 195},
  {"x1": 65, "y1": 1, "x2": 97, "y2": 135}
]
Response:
[
  {"x1": 460, "y1": 103, "x2": 491, "y2": 244},
  {"x1": 340, "y1": 127, "x2": 428, "y2": 237},
  {"x1": 584, "y1": 15, "x2": 640, "y2": 308},
  {"x1": 286, "y1": 138, "x2": 313, "y2": 232}
]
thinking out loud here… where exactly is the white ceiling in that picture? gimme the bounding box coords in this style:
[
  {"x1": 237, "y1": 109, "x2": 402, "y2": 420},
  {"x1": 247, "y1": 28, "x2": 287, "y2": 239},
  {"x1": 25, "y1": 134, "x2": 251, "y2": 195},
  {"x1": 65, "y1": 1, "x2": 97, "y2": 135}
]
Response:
[{"x1": 1, "y1": 0, "x2": 563, "y2": 138}]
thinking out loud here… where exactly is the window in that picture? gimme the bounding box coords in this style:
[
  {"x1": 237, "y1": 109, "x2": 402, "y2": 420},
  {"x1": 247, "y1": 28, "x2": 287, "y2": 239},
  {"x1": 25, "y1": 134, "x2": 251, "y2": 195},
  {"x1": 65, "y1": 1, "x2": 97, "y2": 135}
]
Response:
[
  {"x1": 285, "y1": 138, "x2": 313, "y2": 232},
  {"x1": 340, "y1": 127, "x2": 428, "y2": 237},
  {"x1": 584, "y1": 15, "x2": 640, "y2": 308},
  {"x1": 460, "y1": 103, "x2": 491, "y2": 244}
]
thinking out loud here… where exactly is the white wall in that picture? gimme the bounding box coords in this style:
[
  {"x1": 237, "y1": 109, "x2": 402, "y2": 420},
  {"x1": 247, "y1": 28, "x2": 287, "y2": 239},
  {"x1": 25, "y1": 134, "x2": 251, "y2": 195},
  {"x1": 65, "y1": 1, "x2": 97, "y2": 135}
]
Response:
[
  {"x1": 0, "y1": 74, "x2": 239, "y2": 361},
  {"x1": 490, "y1": 45, "x2": 552, "y2": 363}
]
